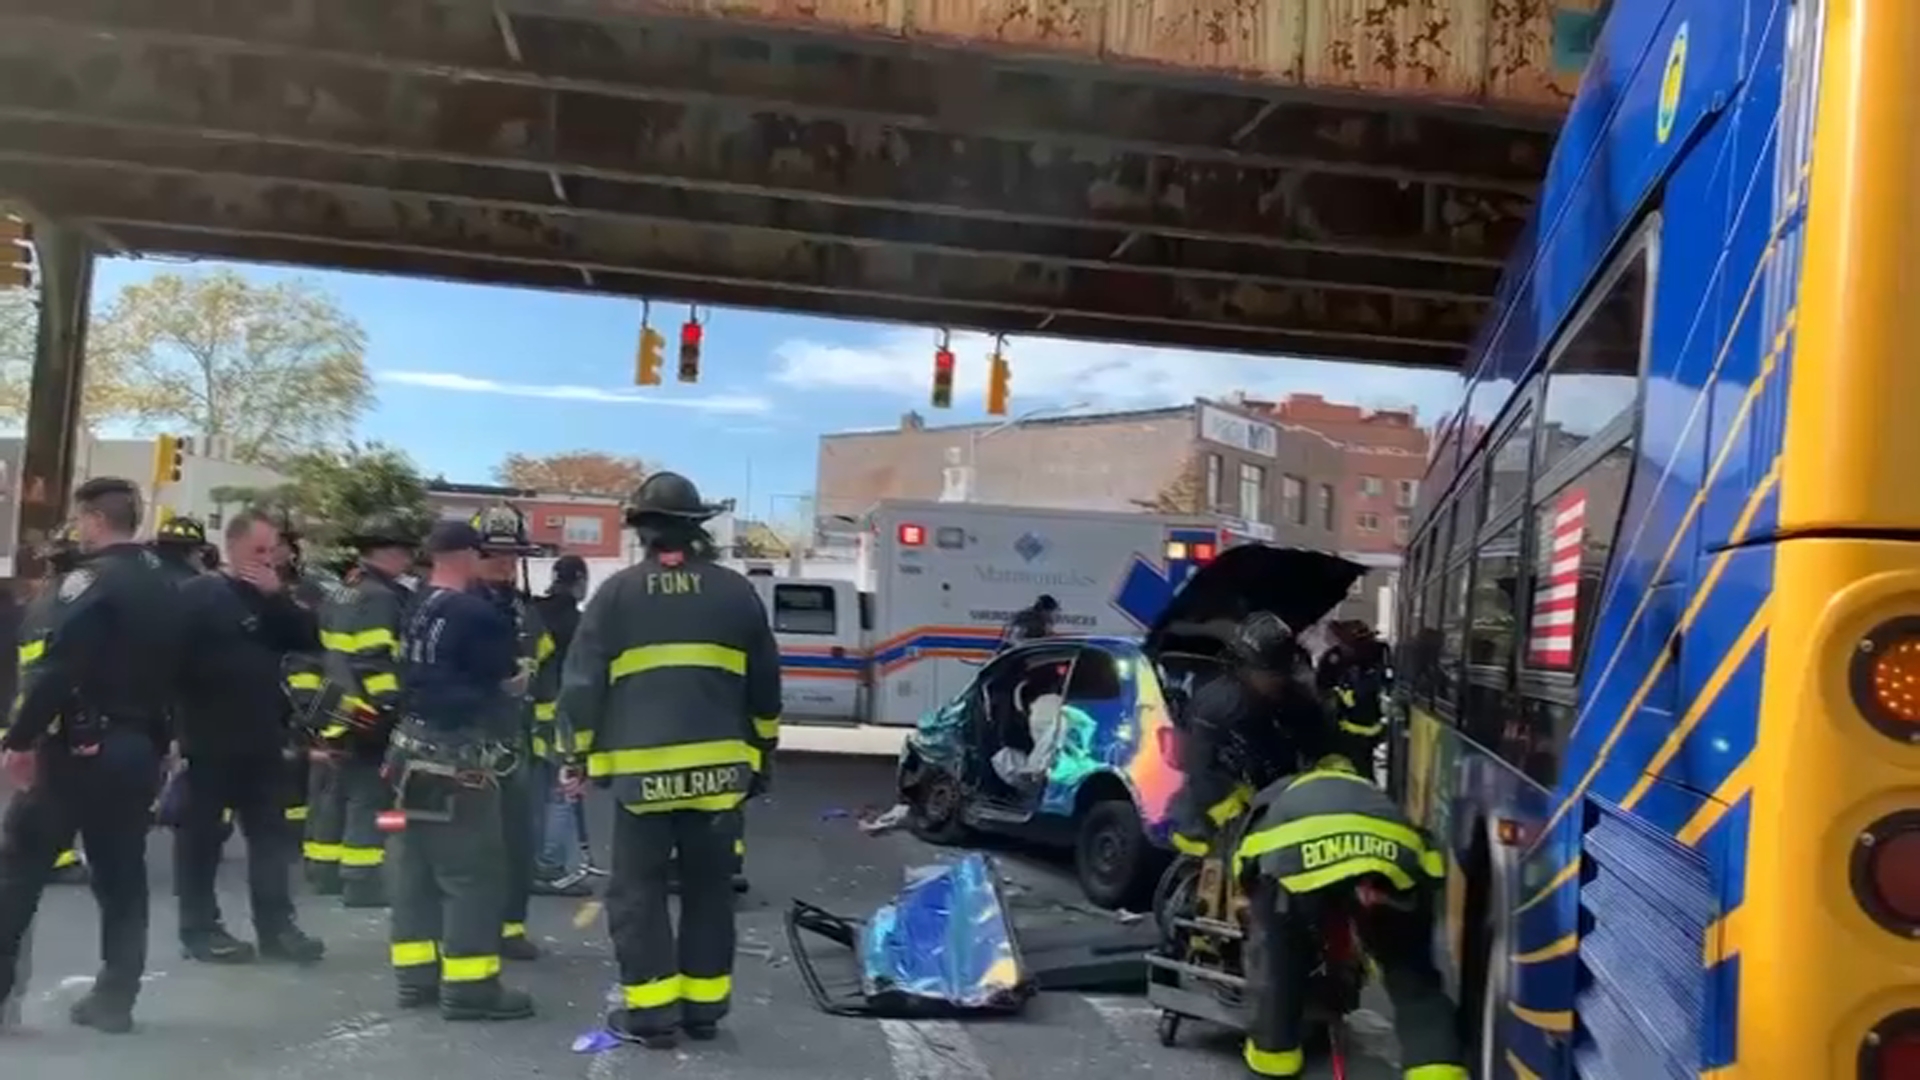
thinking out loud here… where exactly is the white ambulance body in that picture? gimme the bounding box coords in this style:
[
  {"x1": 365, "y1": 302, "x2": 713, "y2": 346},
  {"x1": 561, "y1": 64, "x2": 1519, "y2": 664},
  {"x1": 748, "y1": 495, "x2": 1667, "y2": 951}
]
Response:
[{"x1": 760, "y1": 500, "x2": 1220, "y2": 730}]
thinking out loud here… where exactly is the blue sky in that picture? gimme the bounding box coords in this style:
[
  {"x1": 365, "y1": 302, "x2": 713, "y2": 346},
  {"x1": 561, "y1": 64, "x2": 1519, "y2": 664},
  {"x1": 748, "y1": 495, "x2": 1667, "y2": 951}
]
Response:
[{"x1": 92, "y1": 258, "x2": 1464, "y2": 523}]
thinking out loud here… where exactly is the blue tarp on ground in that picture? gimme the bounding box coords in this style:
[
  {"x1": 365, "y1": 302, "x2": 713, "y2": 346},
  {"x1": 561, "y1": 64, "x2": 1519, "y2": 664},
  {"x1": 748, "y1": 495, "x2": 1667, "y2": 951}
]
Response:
[{"x1": 857, "y1": 852, "x2": 1028, "y2": 1013}]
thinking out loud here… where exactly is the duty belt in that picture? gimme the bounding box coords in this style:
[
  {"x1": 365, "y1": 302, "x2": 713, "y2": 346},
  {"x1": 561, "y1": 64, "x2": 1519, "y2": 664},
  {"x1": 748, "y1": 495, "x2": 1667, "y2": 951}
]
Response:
[{"x1": 390, "y1": 726, "x2": 515, "y2": 774}]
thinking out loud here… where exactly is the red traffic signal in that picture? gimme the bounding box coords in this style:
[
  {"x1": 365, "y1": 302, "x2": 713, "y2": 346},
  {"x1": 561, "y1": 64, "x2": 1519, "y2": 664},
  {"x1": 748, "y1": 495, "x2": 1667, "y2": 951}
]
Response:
[
  {"x1": 931, "y1": 346, "x2": 955, "y2": 409},
  {"x1": 678, "y1": 318, "x2": 703, "y2": 383}
]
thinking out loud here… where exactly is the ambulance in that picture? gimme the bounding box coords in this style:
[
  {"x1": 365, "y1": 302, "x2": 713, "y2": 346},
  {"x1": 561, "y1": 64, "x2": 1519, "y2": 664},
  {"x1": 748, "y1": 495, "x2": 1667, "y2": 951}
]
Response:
[{"x1": 749, "y1": 500, "x2": 1223, "y2": 732}]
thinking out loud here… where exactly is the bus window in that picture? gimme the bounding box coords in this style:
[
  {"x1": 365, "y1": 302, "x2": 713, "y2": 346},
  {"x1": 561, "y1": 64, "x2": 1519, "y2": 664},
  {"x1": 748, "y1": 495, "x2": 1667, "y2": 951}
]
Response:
[
  {"x1": 1525, "y1": 439, "x2": 1635, "y2": 675},
  {"x1": 1538, "y1": 252, "x2": 1649, "y2": 476},
  {"x1": 1437, "y1": 559, "x2": 1469, "y2": 706},
  {"x1": 1488, "y1": 407, "x2": 1536, "y2": 517},
  {"x1": 772, "y1": 584, "x2": 838, "y2": 635},
  {"x1": 1469, "y1": 521, "x2": 1522, "y2": 670},
  {"x1": 1449, "y1": 471, "x2": 1484, "y2": 558}
]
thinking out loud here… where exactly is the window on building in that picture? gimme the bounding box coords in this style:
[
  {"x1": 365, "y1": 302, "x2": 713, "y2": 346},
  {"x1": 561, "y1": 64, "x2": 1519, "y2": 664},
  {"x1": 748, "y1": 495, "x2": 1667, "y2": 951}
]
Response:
[
  {"x1": 1396, "y1": 479, "x2": 1418, "y2": 508},
  {"x1": 1357, "y1": 512, "x2": 1381, "y2": 533},
  {"x1": 1359, "y1": 475, "x2": 1383, "y2": 497},
  {"x1": 1318, "y1": 483, "x2": 1336, "y2": 531},
  {"x1": 1204, "y1": 454, "x2": 1223, "y2": 512},
  {"x1": 562, "y1": 515, "x2": 603, "y2": 546},
  {"x1": 1538, "y1": 241, "x2": 1650, "y2": 477},
  {"x1": 1280, "y1": 475, "x2": 1306, "y2": 525},
  {"x1": 1239, "y1": 462, "x2": 1267, "y2": 521},
  {"x1": 1394, "y1": 515, "x2": 1410, "y2": 543},
  {"x1": 773, "y1": 584, "x2": 838, "y2": 635}
]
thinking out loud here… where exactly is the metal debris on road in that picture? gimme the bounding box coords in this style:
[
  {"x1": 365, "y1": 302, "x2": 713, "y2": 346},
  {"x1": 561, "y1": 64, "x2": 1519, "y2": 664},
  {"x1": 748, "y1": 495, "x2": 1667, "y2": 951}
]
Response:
[{"x1": 860, "y1": 803, "x2": 912, "y2": 835}]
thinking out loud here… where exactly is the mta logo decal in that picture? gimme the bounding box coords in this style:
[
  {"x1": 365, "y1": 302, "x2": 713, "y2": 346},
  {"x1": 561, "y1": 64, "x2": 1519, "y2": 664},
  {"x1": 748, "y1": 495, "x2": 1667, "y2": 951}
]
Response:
[{"x1": 1014, "y1": 532, "x2": 1048, "y2": 563}]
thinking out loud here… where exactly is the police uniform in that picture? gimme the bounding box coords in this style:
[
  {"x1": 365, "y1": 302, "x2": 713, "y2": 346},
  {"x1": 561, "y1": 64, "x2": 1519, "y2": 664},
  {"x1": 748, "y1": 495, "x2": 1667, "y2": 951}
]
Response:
[
  {"x1": 530, "y1": 560, "x2": 594, "y2": 895},
  {"x1": 470, "y1": 504, "x2": 548, "y2": 962},
  {"x1": 386, "y1": 519, "x2": 535, "y2": 1021},
  {"x1": 558, "y1": 473, "x2": 781, "y2": 1047},
  {"x1": 3, "y1": 527, "x2": 88, "y2": 885},
  {"x1": 1233, "y1": 757, "x2": 1462, "y2": 1080},
  {"x1": 314, "y1": 518, "x2": 418, "y2": 907},
  {"x1": 0, "y1": 483, "x2": 189, "y2": 1033}
]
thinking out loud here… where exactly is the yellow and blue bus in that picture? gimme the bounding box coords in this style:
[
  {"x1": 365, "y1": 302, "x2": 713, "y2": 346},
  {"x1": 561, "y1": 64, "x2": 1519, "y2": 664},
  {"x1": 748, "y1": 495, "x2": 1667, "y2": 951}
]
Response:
[{"x1": 1392, "y1": 0, "x2": 1920, "y2": 1076}]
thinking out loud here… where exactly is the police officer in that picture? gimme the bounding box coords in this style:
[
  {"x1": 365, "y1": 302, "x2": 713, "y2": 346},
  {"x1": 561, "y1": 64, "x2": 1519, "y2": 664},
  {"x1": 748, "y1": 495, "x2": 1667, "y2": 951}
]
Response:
[
  {"x1": 386, "y1": 519, "x2": 535, "y2": 1021},
  {"x1": 1169, "y1": 614, "x2": 1319, "y2": 858},
  {"x1": 312, "y1": 514, "x2": 418, "y2": 907},
  {"x1": 531, "y1": 555, "x2": 593, "y2": 896},
  {"x1": 1233, "y1": 736, "x2": 1463, "y2": 1079},
  {"x1": 0, "y1": 477, "x2": 188, "y2": 1033},
  {"x1": 152, "y1": 514, "x2": 211, "y2": 582},
  {"x1": 558, "y1": 472, "x2": 781, "y2": 1048},
  {"x1": 3, "y1": 526, "x2": 89, "y2": 886},
  {"x1": 470, "y1": 504, "x2": 550, "y2": 960}
]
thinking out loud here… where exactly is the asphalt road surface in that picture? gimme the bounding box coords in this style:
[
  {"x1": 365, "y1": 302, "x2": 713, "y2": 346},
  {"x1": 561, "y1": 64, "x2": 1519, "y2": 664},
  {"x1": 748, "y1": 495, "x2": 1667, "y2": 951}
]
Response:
[{"x1": 4, "y1": 753, "x2": 1403, "y2": 1079}]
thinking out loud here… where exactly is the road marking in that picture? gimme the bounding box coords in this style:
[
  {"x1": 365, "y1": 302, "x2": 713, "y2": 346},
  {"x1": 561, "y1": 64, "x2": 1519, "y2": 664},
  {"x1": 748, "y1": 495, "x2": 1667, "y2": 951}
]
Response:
[
  {"x1": 1082, "y1": 994, "x2": 1160, "y2": 1043},
  {"x1": 879, "y1": 1018, "x2": 990, "y2": 1080}
]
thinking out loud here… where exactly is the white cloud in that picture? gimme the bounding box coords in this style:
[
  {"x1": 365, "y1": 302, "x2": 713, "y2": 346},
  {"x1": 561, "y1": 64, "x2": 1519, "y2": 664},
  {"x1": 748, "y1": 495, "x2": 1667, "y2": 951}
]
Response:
[
  {"x1": 376, "y1": 370, "x2": 772, "y2": 414},
  {"x1": 771, "y1": 330, "x2": 1463, "y2": 422}
]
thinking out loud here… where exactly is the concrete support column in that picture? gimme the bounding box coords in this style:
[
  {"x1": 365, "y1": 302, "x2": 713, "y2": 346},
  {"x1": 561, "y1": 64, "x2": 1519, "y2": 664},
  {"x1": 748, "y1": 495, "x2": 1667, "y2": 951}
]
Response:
[{"x1": 13, "y1": 219, "x2": 94, "y2": 579}]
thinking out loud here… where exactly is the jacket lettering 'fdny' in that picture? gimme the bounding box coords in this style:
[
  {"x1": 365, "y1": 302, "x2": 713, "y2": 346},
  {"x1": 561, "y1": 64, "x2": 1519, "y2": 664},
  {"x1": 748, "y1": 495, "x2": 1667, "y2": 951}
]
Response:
[
  {"x1": 1235, "y1": 758, "x2": 1444, "y2": 894},
  {"x1": 556, "y1": 556, "x2": 781, "y2": 813}
]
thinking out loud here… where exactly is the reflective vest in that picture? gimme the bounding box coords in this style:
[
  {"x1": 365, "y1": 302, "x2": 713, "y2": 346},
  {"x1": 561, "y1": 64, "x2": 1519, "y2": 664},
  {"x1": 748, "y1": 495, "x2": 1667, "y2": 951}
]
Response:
[{"x1": 1236, "y1": 758, "x2": 1444, "y2": 894}]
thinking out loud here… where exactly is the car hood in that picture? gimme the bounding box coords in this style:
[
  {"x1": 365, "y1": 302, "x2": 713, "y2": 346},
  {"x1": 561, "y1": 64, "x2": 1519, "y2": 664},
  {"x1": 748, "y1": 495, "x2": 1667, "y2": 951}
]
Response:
[{"x1": 1142, "y1": 544, "x2": 1368, "y2": 659}]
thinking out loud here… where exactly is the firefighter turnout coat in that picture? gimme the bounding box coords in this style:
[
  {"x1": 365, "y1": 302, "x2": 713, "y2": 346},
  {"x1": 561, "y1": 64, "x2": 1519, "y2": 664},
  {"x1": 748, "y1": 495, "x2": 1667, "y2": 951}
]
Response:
[
  {"x1": 318, "y1": 568, "x2": 409, "y2": 740},
  {"x1": 556, "y1": 554, "x2": 782, "y2": 812}
]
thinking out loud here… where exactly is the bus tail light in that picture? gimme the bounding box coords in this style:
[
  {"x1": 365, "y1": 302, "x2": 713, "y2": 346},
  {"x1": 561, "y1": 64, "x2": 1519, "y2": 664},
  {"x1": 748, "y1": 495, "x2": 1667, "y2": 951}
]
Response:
[
  {"x1": 1848, "y1": 617, "x2": 1920, "y2": 744},
  {"x1": 1859, "y1": 1010, "x2": 1920, "y2": 1079},
  {"x1": 897, "y1": 522, "x2": 925, "y2": 546},
  {"x1": 1852, "y1": 812, "x2": 1920, "y2": 935}
]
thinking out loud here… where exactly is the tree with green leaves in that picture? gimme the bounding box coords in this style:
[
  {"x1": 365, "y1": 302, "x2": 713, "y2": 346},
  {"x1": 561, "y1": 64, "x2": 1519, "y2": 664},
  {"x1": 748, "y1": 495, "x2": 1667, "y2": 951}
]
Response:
[
  {"x1": 89, "y1": 270, "x2": 374, "y2": 462},
  {"x1": 212, "y1": 443, "x2": 434, "y2": 562}
]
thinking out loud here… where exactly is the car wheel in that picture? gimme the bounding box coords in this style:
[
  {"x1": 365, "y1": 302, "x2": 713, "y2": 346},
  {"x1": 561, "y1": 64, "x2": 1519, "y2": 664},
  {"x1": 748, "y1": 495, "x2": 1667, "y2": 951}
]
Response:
[
  {"x1": 1075, "y1": 799, "x2": 1162, "y2": 910},
  {"x1": 907, "y1": 768, "x2": 970, "y2": 845}
]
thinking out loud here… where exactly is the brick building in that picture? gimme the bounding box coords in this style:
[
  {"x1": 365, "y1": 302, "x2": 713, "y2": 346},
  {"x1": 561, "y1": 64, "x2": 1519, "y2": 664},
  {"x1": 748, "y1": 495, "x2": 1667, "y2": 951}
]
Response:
[
  {"x1": 1267, "y1": 393, "x2": 1431, "y2": 554},
  {"x1": 425, "y1": 481, "x2": 629, "y2": 559}
]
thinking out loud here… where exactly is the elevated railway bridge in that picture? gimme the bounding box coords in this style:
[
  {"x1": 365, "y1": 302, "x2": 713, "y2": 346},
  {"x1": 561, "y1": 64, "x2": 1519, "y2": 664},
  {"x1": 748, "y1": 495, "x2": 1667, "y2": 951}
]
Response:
[{"x1": 0, "y1": 0, "x2": 1596, "y2": 554}]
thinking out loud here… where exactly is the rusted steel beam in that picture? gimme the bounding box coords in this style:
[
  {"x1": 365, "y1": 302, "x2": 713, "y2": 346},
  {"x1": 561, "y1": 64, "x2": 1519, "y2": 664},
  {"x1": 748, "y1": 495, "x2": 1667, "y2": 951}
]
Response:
[
  {"x1": 0, "y1": 0, "x2": 1554, "y2": 190},
  {"x1": 0, "y1": 121, "x2": 1500, "y2": 304},
  {"x1": 0, "y1": 160, "x2": 1483, "y2": 349},
  {"x1": 92, "y1": 221, "x2": 1465, "y2": 369},
  {"x1": 0, "y1": 28, "x2": 1528, "y2": 265}
]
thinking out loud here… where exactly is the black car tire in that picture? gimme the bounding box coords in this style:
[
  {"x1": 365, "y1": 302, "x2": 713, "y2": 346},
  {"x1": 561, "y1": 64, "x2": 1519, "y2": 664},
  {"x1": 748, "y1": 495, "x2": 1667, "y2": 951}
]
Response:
[
  {"x1": 907, "y1": 767, "x2": 970, "y2": 845},
  {"x1": 1075, "y1": 798, "x2": 1161, "y2": 910}
]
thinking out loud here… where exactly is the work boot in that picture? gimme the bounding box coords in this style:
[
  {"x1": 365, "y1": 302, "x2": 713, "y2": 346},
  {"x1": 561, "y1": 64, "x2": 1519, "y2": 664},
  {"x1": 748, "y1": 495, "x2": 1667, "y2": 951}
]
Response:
[
  {"x1": 501, "y1": 935, "x2": 541, "y2": 962},
  {"x1": 396, "y1": 984, "x2": 439, "y2": 1009},
  {"x1": 732, "y1": 874, "x2": 750, "y2": 895},
  {"x1": 685, "y1": 1021, "x2": 720, "y2": 1041},
  {"x1": 531, "y1": 873, "x2": 593, "y2": 898},
  {"x1": 441, "y1": 984, "x2": 535, "y2": 1022},
  {"x1": 68, "y1": 993, "x2": 134, "y2": 1034},
  {"x1": 182, "y1": 927, "x2": 257, "y2": 964},
  {"x1": 605, "y1": 1009, "x2": 678, "y2": 1049},
  {"x1": 306, "y1": 864, "x2": 343, "y2": 896},
  {"x1": 258, "y1": 926, "x2": 326, "y2": 964},
  {"x1": 340, "y1": 877, "x2": 387, "y2": 909}
]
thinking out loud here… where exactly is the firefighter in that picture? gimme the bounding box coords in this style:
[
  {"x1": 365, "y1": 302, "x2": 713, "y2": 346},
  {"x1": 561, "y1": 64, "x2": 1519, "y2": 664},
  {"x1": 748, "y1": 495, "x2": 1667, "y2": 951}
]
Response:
[
  {"x1": 531, "y1": 555, "x2": 593, "y2": 896},
  {"x1": 315, "y1": 514, "x2": 420, "y2": 907},
  {"x1": 1316, "y1": 621, "x2": 1390, "y2": 767},
  {"x1": 1169, "y1": 613, "x2": 1319, "y2": 857},
  {"x1": 3, "y1": 526, "x2": 89, "y2": 885},
  {"x1": 152, "y1": 515, "x2": 211, "y2": 583},
  {"x1": 558, "y1": 472, "x2": 781, "y2": 1048},
  {"x1": 470, "y1": 504, "x2": 549, "y2": 961},
  {"x1": 1233, "y1": 734, "x2": 1463, "y2": 1079},
  {"x1": 386, "y1": 519, "x2": 536, "y2": 1021}
]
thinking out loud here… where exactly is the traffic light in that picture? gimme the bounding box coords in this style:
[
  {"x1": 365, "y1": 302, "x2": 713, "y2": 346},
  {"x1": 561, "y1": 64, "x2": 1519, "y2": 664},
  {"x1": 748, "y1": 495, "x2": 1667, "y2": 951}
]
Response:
[
  {"x1": 986, "y1": 350, "x2": 1011, "y2": 416},
  {"x1": 636, "y1": 325, "x2": 665, "y2": 386},
  {"x1": 931, "y1": 336, "x2": 955, "y2": 410},
  {"x1": 678, "y1": 314, "x2": 702, "y2": 384},
  {"x1": 1, "y1": 213, "x2": 30, "y2": 291},
  {"x1": 151, "y1": 433, "x2": 184, "y2": 490}
]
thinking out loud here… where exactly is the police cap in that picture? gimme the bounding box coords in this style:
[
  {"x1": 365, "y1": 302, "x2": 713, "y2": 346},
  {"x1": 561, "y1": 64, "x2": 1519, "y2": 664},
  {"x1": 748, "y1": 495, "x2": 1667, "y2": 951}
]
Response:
[
  {"x1": 625, "y1": 471, "x2": 722, "y2": 523},
  {"x1": 344, "y1": 513, "x2": 419, "y2": 551},
  {"x1": 154, "y1": 515, "x2": 208, "y2": 547},
  {"x1": 551, "y1": 554, "x2": 588, "y2": 584}
]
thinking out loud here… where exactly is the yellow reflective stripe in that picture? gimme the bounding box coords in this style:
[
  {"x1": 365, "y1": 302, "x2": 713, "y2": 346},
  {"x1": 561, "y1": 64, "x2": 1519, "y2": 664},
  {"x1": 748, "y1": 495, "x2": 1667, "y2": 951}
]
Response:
[
  {"x1": 503, "y1": 922, "x2": 526, "y2": 939},
  {"x1": 442, "y1": 954, "x2": 501, "y2": 983},
  {"x1": 340, "y1": 845, "x2": 386, "y2": 868},
  {"x1": 17, "y1": 638, "x2": 45, "y2": 664},
  {"x1": 622, "y1": 793, "x2": 746, "y2": 815},
  {"x1": 321, "y1": 628, "x2": 399, "y2": 656},
  {"x1": 536, "y1": 633, "x2": 556, "y2": 662},
  {"x1": 1287, "y1": 764, "x2": 1370, "y2": 788},
  {"x1": 1404, "y1": 1066, "x2": 1470, "y2": 1080},
  {"x1": 363, "y1": 672, "x2": 400, "y2": 697},
  {"x1": 221, "y1": 809, "x2": 234, "y2": 825},
  {"x1": 683, "y1": 975, "x2": 730, "y2": 1003},
  {"x1": 1338, "y1": 719, "x2": 1384, "y2": 737},
  {"x1": 304, "y1": 842, "x2": 343, "y2": 863},
  {"x1": 586, "y1": 738, "x2": 761, "y2": 778},
  {"x1": 734, "y1": 838, "x2": 745, "y2": 856},
  {"x1": 1171, "y1": 833, "x2": 1210, "y2": 856},
  {"x1": 573, "y1": 729, "x2": 595, "y2": 753},
  {"x1": 320, "y1": 723, "x2": 350, "y2": 739},
  {"x1": 1421, "y1": 849, "x2": 1445, "y2": 877},
  {"x1": 286, "y1": 672, "x2": 324, "y2": 690},
  {"x1": 1337, "y1": 688, "x2": 1356, "y2": 707},
  {"x1": 1206, "y1": 784, "x2": 1254, "y2": 826},
  {"x1": 534, "y1": 701, "x2": 557, "y2": 721},
  {"x1": 1244, "y1": 1041, "x2": 1304, "y2": 1077},
  {"x1": 531, "y1": 735, "x2": 551, "y2": 757},
  {"x1": 1238, "y1": 812, "x2": 1429, "y2": 864},
  {"x1": 623, "y1": 976, "x2": 682, "y2": 1009},
  {"x1": 1278, "y1": 856, "x2": 1416, "y2": 894},
  {"x1": 609, "y1": 643, "x2": 746, "y2": 682},
  {"x1": 391, "y1": 941, "x2": 437, "y2": 968},
  {"x1": 53, "y1": 849, "x2": 80, "y2": 869},
  {"x1": 285, "y1": 805, "x2": 309, "y2": 822},
  {"x1": 753, "y1": 715, "x2": 780, "y2": 742}
]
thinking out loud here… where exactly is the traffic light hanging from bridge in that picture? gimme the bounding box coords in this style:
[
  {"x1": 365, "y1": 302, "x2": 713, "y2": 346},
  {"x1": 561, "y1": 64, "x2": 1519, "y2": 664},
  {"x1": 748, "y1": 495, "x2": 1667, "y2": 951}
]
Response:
[
  {"x1": 1, "y1": 212, "x2": 31, "y2": 291},
  {"x1": 986, "y1": 336, "x2": 1011, "y2": 416},
  {"x1": 679, "y1": 308, "x2": 704, "y2": 384},
  {"x1": 635, "y1": 301, "x2": 665, "y2": 386},
  {"x1": 931, "y1": 330, "x2": 955, "y2": 409}
]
